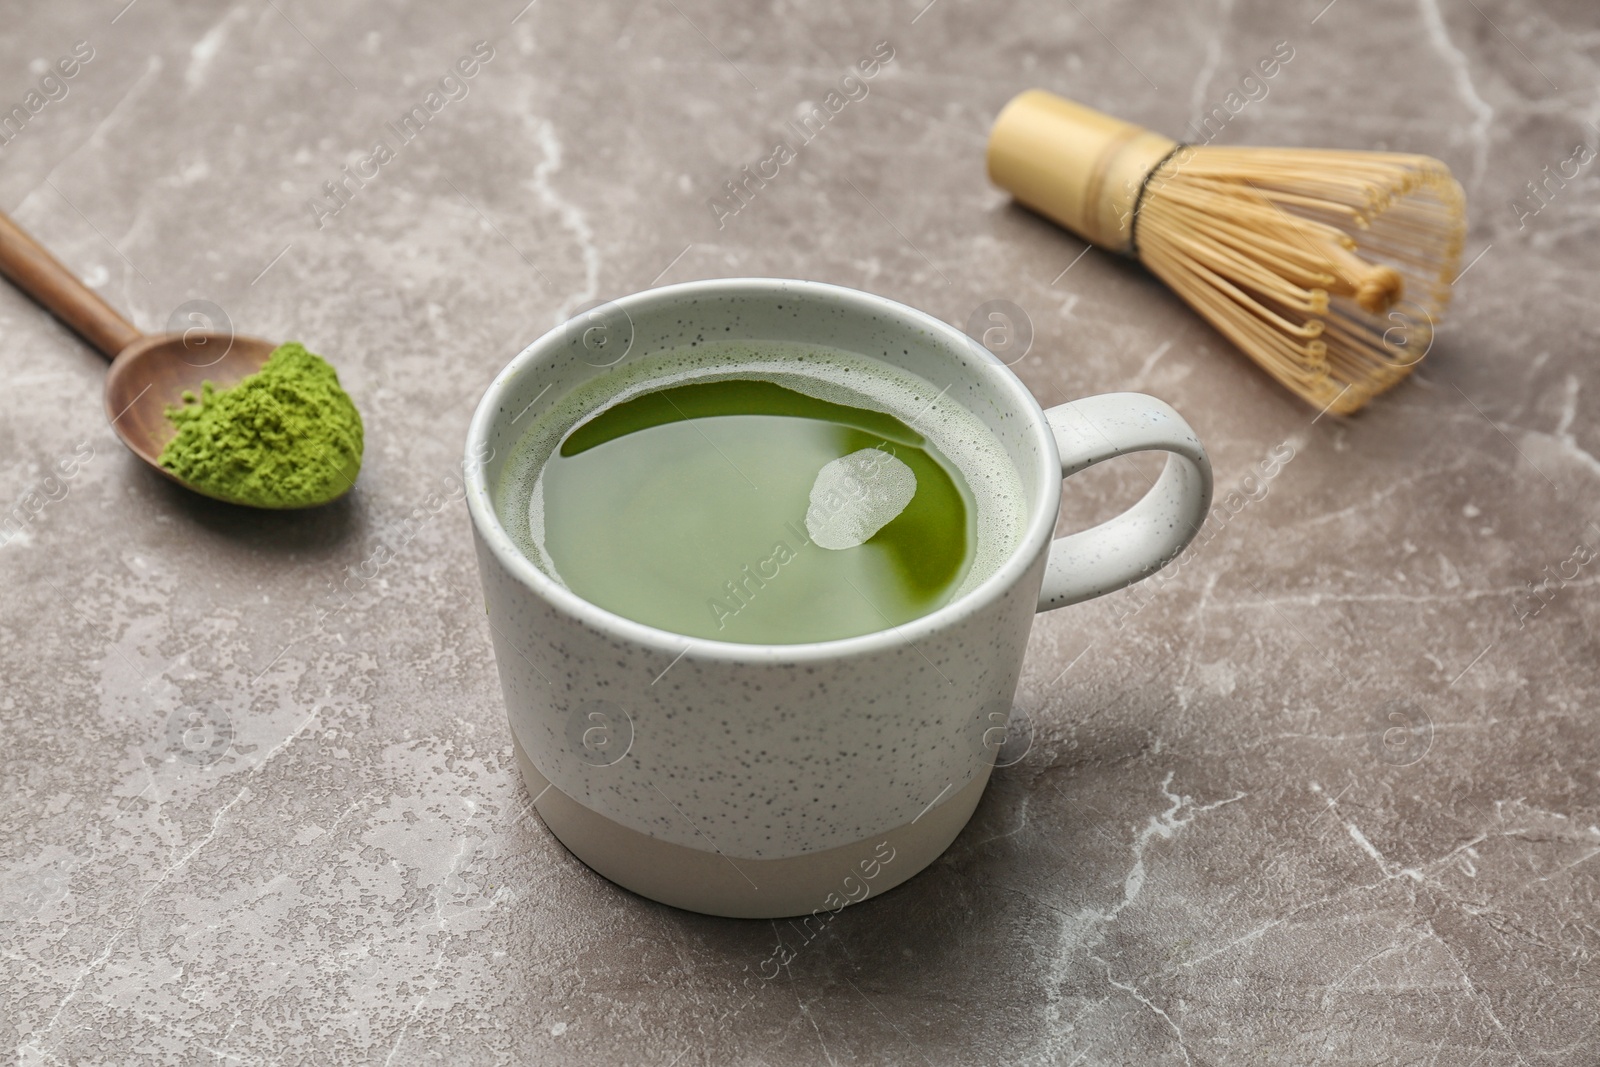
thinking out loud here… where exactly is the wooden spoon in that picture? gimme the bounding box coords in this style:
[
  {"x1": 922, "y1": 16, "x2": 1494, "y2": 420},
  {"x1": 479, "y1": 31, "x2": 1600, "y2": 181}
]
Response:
[{"x1": 0, "y1": 209, "x2": 343, "y2": 508}]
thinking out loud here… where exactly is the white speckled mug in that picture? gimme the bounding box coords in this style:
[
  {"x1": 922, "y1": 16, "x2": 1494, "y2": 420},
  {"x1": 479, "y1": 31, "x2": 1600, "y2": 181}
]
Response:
[{"x1": 465, "y1": 279, "x2": 1211, "y2": 918}]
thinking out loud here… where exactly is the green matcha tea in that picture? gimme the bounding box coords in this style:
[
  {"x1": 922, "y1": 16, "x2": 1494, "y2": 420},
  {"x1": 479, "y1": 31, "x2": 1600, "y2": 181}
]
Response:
[{"x1": 496, "y1": 342, "x2": 1026, "y2": 645}]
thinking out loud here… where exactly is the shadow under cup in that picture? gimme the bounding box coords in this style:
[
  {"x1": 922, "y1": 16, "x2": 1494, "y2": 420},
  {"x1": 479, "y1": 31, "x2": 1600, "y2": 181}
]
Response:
[{"x1": 465, "y1": 279, "x2": 1064, "y2": 919}]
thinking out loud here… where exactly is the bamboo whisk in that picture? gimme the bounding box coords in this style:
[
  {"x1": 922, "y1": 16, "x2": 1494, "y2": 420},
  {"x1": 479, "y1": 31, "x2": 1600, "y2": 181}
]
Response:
[{"x1": 987, "y1": 91, "x2": 1466, "y2": 415}]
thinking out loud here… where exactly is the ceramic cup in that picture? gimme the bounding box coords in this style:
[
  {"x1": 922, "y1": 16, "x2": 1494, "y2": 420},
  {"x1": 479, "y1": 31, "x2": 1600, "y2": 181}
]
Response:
[{"x1": 465, "y1": 278, "x2": 1212, "y2": 918}]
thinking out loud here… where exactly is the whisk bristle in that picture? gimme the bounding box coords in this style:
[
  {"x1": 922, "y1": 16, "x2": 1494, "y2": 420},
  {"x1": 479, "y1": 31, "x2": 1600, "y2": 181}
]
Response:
[
  {"x1": 1135, "y1": 147, "x2": 1465, "y2": 413},
  {"x1": 987, "y1": 92, "x2": 1467, "y2": 415}
]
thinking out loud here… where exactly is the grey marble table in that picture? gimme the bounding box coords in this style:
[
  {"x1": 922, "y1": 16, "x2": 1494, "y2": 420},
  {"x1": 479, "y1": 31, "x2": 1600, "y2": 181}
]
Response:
[{"x1": 3, "y1": 1, "x2": 1597, "y2": 1063}]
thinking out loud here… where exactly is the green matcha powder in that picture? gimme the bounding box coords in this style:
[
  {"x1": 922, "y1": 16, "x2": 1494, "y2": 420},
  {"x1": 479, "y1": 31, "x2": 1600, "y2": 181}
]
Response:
[{"x1": 158, "y1": 342, "x2": 363, "y2": 508}]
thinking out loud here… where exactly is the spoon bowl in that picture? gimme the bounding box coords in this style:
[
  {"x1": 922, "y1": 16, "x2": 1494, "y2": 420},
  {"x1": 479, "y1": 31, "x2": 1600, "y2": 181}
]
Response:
[
  {"x1": 0, "y1": 209, "x2": 353, "y2": 509},
  {"x1": 103, "y1": 331, "x2": 281, "y2": 496}
]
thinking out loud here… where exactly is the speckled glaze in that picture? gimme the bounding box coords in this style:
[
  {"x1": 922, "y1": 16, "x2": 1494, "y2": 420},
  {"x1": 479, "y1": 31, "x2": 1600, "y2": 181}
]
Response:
[{"x1": 465, "y1": 279, "x2": 1211, "y2": 916}]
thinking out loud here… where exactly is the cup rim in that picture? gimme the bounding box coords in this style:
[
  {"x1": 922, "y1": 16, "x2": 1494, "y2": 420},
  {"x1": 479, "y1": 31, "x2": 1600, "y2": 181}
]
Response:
[{"x1": 464, "y1": 277, "x2": 1060, "y2": 663}]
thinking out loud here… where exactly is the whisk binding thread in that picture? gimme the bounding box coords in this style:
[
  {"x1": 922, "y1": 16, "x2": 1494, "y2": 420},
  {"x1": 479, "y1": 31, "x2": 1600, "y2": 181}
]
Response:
[{"x1": 1128, "y1": 143, "x2": 1189, "y2": 258}]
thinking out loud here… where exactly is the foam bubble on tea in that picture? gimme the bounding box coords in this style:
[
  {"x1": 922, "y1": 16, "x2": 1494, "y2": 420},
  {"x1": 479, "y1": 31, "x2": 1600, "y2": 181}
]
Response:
[{"x1": 806, "y1": 448, "x2": 917, "y2": 550}]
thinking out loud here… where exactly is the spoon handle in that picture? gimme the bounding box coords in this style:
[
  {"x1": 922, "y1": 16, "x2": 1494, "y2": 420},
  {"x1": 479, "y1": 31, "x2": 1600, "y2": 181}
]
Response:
[{"x1": 0, "y1": 209, "x2": 142, "y2": 359}]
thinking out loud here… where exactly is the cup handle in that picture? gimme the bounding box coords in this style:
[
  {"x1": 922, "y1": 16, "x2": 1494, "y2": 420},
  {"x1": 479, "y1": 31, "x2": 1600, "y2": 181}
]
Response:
[{"x1": 1036, "y1": 392, "x2": 1213, "y2": 612}]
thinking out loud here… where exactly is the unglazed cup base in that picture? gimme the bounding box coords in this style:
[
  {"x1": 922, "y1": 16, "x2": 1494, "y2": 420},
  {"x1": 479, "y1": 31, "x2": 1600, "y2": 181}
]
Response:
[{"x1": 513, "y1": 731, "x2": 991, "y2": 919}]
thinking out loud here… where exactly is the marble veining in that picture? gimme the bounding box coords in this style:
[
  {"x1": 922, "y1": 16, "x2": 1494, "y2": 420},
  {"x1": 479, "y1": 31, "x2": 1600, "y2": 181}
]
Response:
[{"x1": 2, "y1": 0, "x2": 1596, "y2": 1063}]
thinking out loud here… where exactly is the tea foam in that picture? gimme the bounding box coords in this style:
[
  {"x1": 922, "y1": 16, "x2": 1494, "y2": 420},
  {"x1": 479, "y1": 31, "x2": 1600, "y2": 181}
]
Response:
[{"x1": 806, "y1": 448, "x2": 917, "y2": 551}]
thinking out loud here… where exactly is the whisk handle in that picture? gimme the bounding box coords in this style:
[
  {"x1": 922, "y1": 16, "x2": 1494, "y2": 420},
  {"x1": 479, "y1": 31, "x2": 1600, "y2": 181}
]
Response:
[
  {"x1": 0, "y1": 209, "x2": 141, "y2": 358},
  {"x1": 988, "y1": 91, "x2": 1178, "y2": 253},
  {"x1": 1036, "y1": 393, "x2": 1212, "y2": 612}
]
